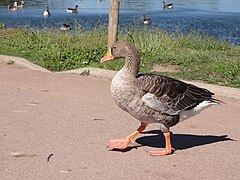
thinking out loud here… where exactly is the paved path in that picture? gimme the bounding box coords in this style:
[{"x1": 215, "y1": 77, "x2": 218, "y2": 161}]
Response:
[{"x1": 0, "y1": 59, "x2": 240, "y2": 179}]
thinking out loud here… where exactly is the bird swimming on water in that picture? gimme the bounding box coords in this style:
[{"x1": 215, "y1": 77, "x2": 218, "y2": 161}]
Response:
[
  {"x1": 8, "y1": 2, "x2": 17, "y2": 11},
  {"x1": 66, "y1": 5, "x2": 78, "y2": 13},
  {"x1": 60, "y1": 19, "x2": 71, "y2": 31},
  {"x1": 163, "y1": 1, "x2": 173, "y2": 10},
  {"x1": 43, "y1": 7, "x2": 51, "y2": 16},
  {"x1": 100, "y1": 41, "x2": 221, "y2": 156},
  {"x1": 15, "y1": 1, "x2": 24, "y2": 8},
  {"x1": 141, "y1": 15, "x2": 151, "y2": 25}
]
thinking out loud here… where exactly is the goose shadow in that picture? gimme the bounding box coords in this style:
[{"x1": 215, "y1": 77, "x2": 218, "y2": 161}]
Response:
[{"x1": 135, "y1": 130, "x2": 235, "y2": 150}]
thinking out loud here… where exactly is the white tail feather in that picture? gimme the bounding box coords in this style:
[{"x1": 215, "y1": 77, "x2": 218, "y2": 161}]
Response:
[{"x1": 180, "y1": 100, "x2": 217, "y2": 121}]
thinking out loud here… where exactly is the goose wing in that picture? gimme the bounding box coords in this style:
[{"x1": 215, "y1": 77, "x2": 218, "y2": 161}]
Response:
[{"x1": 135, "y1": 74, "x2": 214, "y2": 115}]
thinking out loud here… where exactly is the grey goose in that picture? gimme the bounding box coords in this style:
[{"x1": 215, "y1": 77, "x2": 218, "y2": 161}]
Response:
[{"x1": 100, "y1": 41, "x2": 220, "y2": 156}]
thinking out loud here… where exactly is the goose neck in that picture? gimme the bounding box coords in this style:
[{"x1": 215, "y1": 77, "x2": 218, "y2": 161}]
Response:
[{"x1": 123, "y1": 55, "x2": 140, "y2": 76}]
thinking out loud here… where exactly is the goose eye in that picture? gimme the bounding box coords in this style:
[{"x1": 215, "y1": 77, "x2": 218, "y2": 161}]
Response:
[{"x1": 113, "y1": 46, "x2": 117, "y2": 50}]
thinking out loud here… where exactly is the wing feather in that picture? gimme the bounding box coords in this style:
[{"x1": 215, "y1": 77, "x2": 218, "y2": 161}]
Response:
[{"x1": 135, "y1": 74, "x2": 214, "y2": 115}]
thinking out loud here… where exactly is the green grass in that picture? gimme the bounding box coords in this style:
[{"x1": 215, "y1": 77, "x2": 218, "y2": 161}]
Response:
[{"x1": 0, "y1": 26, "x2": 239, "y2": 88}]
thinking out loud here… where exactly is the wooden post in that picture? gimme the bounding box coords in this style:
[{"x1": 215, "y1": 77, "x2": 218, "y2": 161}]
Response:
[{"x1": 108, "y1": 0, "x2": 119, "y2": 48}]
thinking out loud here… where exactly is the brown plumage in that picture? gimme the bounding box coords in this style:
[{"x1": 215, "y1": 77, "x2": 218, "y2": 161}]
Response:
[{"x1": 100, "y1": 41, "x2": 220, "y2": 156}]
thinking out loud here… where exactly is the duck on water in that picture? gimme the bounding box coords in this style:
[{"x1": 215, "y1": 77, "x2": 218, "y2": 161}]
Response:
[
  {"x1": 8, "y1": 1, "x2": 24, "y2": 10},
  {"x1": 163, "y1": 1, "x2": 173, "y2": 10},
  {"x1": 43, "y1": 7, "x2": 51, "y2": 16},
  {"x1": 8, "y1": 2, "x2": 17, "y2": 11},
  {"x1": 60, "y1": 19, "x2": 71, "y2": 31},
  {"x1": 141, "y1": 15, "x2": 151, "y2": 25},
  {"x1": 66, "y1": 5, "x2": 78, "y2": 13}
]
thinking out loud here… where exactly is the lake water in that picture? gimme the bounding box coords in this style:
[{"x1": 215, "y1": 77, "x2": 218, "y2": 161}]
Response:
[{"x1": 0, "y1": 0, "x2": 240, "y2": 45}]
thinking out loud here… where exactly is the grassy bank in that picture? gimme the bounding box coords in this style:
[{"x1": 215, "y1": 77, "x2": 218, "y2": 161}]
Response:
[{"x1": 0, "y1": 27, "x2": 239, "y2": 88}]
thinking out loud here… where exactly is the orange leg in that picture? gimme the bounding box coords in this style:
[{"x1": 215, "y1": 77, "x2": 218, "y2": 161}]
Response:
[
  {"x1": 148, "y1": 131, "x2": 175, "y2": 156},
  {"x1": 108, "y1": 123, "x2": 147, "y2": 150}
]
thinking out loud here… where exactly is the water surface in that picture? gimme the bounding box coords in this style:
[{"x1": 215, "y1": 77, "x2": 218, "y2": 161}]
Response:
[{"x1": 0, "y1": 0, "x2": 239, "y2": 45}]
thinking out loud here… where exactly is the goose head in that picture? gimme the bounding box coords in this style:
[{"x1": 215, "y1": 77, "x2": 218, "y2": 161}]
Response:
[
  {"x1": 101, "y1": 41, "x2": 140, "y2": 75},
  {"x1": 66, "y1": 19, "x2": 70, "y2": 26},
  {"x1": 101, "y1": 41, "x2": 139, "y2": 63},
  {"x1": 141, "y1": 15, "x2": 146, "y2": 21}
]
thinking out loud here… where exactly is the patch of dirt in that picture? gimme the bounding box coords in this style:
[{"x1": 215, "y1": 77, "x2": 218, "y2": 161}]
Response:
[{"x1": 151, "y1": 64, "x2": 179, "y2": 73}]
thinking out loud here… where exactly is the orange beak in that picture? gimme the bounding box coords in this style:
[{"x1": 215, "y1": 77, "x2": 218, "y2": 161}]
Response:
[{"x1": 100, "y1": 49, "x2": 114, "y2": 63}]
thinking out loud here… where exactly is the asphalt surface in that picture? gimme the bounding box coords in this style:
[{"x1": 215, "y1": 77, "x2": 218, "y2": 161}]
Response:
[{"x1": 0, "y1": 57, "x2": 240, "y2": 179}]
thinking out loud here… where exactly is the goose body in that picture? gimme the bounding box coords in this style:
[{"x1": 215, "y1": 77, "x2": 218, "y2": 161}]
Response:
[
  {"x1": 15, "y1": 1, "x2": 24, "y2": 8},
  {"x1": 43, "y1": 7, "x2": 51, "y2": 16},
  {"x1": 101, "y1": 41, "x2": 220, "y2": 156},
  {"x1": 66, "y1": 5, "x2": 78, "y2": 13},
  {"x1": 60, "y1": 20, "x2": 71, "y2": 31},
  {"x1": 163, "y1": 1, "x2": 173, "y2": 10},
  {"x1": 8, "y1": 3, "x2": 17, "y2": 11},
  {"x1": 141, "y1": 15, "x2": 151, "y2": 25}
]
